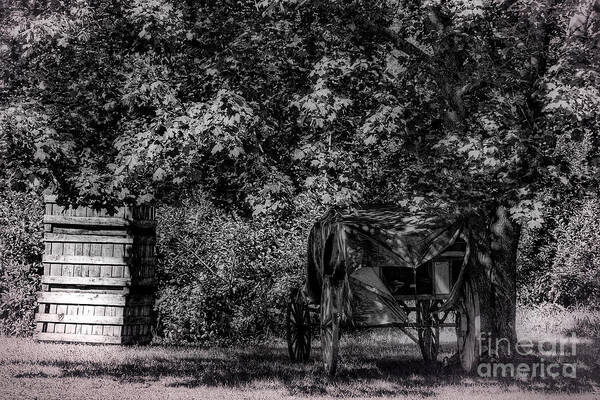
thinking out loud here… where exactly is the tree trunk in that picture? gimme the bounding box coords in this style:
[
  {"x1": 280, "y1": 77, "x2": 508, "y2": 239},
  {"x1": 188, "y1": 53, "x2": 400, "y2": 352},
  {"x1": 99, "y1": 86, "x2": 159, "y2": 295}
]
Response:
[
  {"x1": 468, "y1": 205, "x2": 520, "y2": 360},
  {"x1": 489, "y1": 205, "x2": 520, "y2": 356}
]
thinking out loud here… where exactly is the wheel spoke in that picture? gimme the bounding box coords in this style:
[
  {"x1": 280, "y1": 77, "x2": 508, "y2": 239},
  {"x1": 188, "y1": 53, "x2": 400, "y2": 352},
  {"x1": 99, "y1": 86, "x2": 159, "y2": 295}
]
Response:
[
  {"x1": 303, "y1": 331, "x2": 311, "y2": 342},
  {"x1": 287, "y1": 296, "x2": 312, "y2": 362}
]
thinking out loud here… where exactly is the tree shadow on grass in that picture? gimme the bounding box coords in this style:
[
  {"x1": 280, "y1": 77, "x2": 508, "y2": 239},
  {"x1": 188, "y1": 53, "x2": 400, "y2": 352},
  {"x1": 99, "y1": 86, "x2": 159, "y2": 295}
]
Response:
[{"x1": 10, "y1": 339, "x2": 600, "y2": 397}]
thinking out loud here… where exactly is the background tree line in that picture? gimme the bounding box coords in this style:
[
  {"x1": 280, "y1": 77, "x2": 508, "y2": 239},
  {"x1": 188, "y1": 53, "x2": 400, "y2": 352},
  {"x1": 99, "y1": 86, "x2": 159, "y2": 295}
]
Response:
[{"x1": 0, "y1": 0, "x2": 599, "y2": 342}]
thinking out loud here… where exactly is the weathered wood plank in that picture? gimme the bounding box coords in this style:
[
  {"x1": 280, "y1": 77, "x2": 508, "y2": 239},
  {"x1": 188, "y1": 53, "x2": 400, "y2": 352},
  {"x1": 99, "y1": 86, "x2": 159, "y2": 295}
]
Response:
[
  {"x1": 44, "y1": 234, "x2": 134, "y2": 244},
  {"x1": 113, "y1": 307, "x2": 123, "y2": 336},
  {"x1": 44, "y1": 215, "x2": 129, "y2": 226},
  {"x1": 37, "y1": 291, "x2": 154, "y2": 306},
  {"x1": 51, "y1": 242, "x2": 63, "y2": 256},
  {"x1": 64, "y1": 305, "x2": 74, "y2": 334},
  {"x1": 44, "y1": 215, "x2": 157, "y2": 228},
  {"x1": 52, "y1": 227, "x2": 128, "y2": 236},
  {"x1": 82, "y1": 305, "x2": 94, "y2": 334},
  {"x1": 41, "y1": 275, "x2": 147, "y2": 287},
  {"x1": 43, "y1": 255, "x2": 129, "y2": 265},
  {"x1": 37, "y1": 292, "x2": 127, "y2": 306},
  {"x1": 93, "y1": 306, "x2": 105, "y2": 335},
  {"x1": 35, "y1": 332, "x2": 123, "y2": 344},
  {"x1": 47, "y1": 304, "x2": 57, "y2": 333}
]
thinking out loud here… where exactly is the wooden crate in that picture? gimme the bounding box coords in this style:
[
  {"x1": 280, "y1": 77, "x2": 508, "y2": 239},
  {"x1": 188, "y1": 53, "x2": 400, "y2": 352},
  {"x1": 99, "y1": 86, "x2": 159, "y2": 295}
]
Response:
[{"x1": 34, "y1": 195, "x2": 156, "y2": 344}]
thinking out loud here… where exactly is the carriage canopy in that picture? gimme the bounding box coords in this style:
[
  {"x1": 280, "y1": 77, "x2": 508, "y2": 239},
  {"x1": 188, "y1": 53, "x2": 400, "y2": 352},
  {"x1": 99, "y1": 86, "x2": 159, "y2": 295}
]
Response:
[{"x1": 305, "y1": 208, "x2": 470, "y2": 326}]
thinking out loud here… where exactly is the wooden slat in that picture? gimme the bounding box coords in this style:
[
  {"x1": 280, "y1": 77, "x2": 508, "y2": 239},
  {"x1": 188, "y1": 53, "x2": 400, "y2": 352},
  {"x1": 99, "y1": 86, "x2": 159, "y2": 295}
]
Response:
[
  {"x1": 44, "y1": 215, "x2": 129, "y2": 227},
  {"x1": 44, "y1": 195, "x2": 58, "y2": 203},
  {"x1": 47, "y1": 304, "x2": 57, "y2": 333},
  {"x1": 65, "y1": 305, "x2": 76, "y2": 334},
  {"x1": 37, "y1": 292, "x2": 127, "y2": 306},
  {"x1": 44, "y1": 215, "x2": 156, "y2": 228},
  {"x1": 37, "y1": 291, "x2": 154, "y2": 306},
  {"x1": 41, "y1": 275, "x2": 132, "y2": 286},
  {"x1": 44, "y1": 234, "x2": 133, "y2": 244},
  {"x1": 35, "y1": 332, "x2": 123, "y2": 344},
  {"x1": 93, "y1": 305, "x2": 105, "y2": 335},
  {"x1": 55, "y1": 304, "x2": 66, "y2": 333},
  {"x1": 51, "y1": 227, "x2": 129, "y2": 236},
  {"x1": 43, "y1": 255, "x2": 129, "y2": 265}
]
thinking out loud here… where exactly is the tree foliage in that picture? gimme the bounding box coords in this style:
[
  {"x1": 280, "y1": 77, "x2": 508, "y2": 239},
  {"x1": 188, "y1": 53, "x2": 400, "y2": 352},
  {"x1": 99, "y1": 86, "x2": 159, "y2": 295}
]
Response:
[{"x1": 1, "y1": 0, "x2": 597, "y2": 218}]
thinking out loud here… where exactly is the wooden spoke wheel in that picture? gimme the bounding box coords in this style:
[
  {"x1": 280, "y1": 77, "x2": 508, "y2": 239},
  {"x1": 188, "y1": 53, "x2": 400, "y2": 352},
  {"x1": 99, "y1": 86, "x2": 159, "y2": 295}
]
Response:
[
  {"x1": 417, "y1": 300, "x2": 440, "y2": 363},
  {"x1": 456, "y1": 278, "x2": 481, "y2": 372},
  {"x1": 320, "y1": 276, "x2": 343, "y2": 376},
  {"x1": 286, "y1": 290, "x2": 312, "y2": 362}
]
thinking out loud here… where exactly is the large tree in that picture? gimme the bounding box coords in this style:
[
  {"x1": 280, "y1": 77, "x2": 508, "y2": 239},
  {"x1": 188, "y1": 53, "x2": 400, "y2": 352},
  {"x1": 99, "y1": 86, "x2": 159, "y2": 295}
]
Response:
[{"x1": 1, "y1": 0, "x2": 599, "y2": 355}]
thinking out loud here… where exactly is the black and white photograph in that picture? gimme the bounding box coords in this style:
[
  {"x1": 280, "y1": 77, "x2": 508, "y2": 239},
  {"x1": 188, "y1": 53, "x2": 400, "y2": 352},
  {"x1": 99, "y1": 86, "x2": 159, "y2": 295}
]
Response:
[{"x1": 0, "y1": 0, "x2": 599, "y2": 399}]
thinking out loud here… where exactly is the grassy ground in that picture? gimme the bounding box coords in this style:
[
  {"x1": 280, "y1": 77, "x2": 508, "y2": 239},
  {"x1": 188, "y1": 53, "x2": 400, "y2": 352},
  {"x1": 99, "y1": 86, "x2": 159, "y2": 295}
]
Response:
[{"x1": 1, "y1": 307, "x2": 599, "y2": 400}]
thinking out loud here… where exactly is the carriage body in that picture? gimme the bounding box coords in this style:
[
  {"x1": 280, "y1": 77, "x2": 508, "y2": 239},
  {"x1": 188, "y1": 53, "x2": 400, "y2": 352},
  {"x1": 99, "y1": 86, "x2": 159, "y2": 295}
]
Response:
[{"x1": 286, "y1": 208, "x2": 481, "y2": 375}]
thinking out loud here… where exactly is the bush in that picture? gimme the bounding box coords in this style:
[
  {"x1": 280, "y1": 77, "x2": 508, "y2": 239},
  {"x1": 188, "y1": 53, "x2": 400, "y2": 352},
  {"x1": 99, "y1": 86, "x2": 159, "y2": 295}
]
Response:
[
  {"x1": 550, "y1": 198, "x2": 600, "y2": 308},
  {"x1": 0, "y1": 189, "x2": 43, "y2": 336},
  {"x1": 517, "y1": 226, "x2": 556, "y2": 305},
  {"x1": 516, "y1": 194, "x2": 582, "y2": 306},
  {"x1": 154, "y1": 192, "x2": 321, "y2": 345}
]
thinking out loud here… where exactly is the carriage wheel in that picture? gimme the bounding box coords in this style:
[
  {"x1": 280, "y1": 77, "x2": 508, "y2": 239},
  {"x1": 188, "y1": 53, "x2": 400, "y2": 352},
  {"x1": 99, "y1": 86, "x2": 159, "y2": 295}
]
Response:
[
  {"x1": 457, "y1": 278, "x2": 481, "y2": 372},
  {"x1": 417, "y1": 300, "x2": 439, "y2": 362},
  {"x1": 286, "y1": 290, "x2": 312, "y2": 362},
  {"x1": 320, "y1": 276, "x2": 342, "y2": 376}
]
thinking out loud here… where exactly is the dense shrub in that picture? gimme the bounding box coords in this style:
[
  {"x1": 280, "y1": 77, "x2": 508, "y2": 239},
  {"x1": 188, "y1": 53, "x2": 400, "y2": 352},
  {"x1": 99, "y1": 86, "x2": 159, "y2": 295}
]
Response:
[
  {"x1": 516, "y1": 226, "x2": 556, "y2": 305},
  {"x1": 550, "y1": 199, "x2": 600, "y2": 308},
  {"x1": 154, "y1": 192, "x2": 322, "y2": 345},
  {"x1": 0, "y1": 189, "x2": 43, "y2": 336},
  {"x1": 516, "y1": 193, "x2": 586, "y2": 306}
]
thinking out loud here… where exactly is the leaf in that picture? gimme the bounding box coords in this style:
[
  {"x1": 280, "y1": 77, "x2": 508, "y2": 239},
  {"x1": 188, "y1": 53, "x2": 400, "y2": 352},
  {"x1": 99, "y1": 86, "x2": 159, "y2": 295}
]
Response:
[
  {"x1": 137, "y1": 193, "x2": 154, "y2": 205},
  {"x1": 117, "y1": 188, "x2": 130, "y2": 200},
  {"x1": 211, "y1": 143, "x2": 224, "y2": 154},
  {"x1": 152, "y1": 167, "x2": 166, "y2": 181},
  {"x1": 305, "y1": 176, "x2": 317, "y2": 186},
  {"x1": 483, "y1": 157, "x2": 500, "y2": 167},
  {"x1": 527, "y1": 219, "x2": 543, "y2": 229},
  {"x1": 33, "y1": 148, "x2": 47, "y2": 161},
  {"x1": 292, "y1": 149, "x2": 305, "y2": 160},
  {"x1": 364, "y1": 135, "x2": 377, "y2": 145},
  {"x1": 468, "y1": 150, "x2": 481, "y2": 159},
  {"x1": 457, "y1": 143, "x2": 473, "y2": 153},
  {"x1": 229, "y1": 146, "x2": 244, "y2": 158}
]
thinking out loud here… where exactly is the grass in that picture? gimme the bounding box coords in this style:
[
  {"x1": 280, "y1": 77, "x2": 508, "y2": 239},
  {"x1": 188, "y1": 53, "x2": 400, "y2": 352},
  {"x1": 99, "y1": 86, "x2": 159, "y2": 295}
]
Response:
[
  {"x1": 0, "y1": 307, "x2": 599, "y2": 400},
  {"x1": 517, "y1": 303, "x2": 600, "y2": 339}
]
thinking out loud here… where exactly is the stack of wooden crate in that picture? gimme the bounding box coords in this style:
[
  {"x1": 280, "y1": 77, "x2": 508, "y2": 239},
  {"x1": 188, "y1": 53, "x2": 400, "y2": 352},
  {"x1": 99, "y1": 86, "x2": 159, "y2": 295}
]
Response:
[{"x1": 34, "y1": 195, "x2": 156, "y2": 344}]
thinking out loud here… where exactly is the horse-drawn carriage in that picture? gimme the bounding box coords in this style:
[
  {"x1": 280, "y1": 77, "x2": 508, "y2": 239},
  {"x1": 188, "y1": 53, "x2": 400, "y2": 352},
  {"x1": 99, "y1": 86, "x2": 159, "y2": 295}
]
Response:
[{"x1": 286, "y1": 208, "x2": 481, "y2": 375}]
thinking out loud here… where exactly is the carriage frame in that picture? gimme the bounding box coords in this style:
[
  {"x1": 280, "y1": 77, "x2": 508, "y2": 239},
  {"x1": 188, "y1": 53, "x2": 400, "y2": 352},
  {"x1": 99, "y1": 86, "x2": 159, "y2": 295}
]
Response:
[{"x1": 286, "y1": 209, "x2": 482, "y2": 375}]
